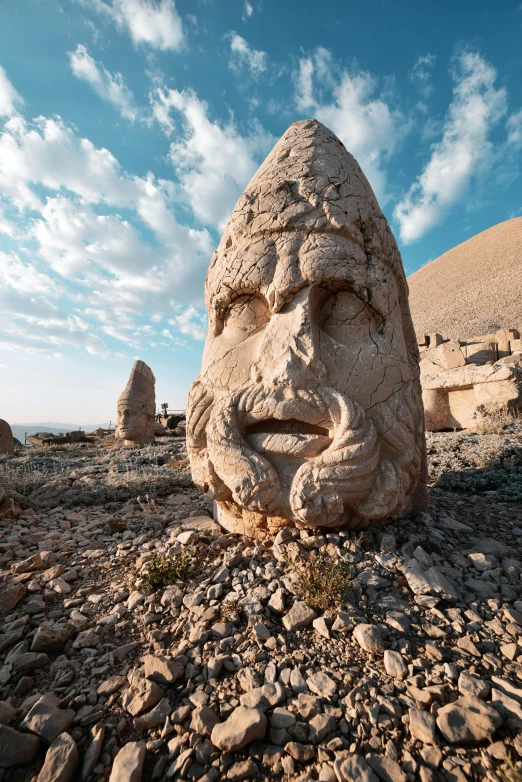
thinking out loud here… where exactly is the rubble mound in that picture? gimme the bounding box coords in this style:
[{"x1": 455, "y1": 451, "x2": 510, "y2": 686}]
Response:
[
  {"x1": 1, "y1": 432, "x2": 522, "y2": 780},
  {"x1": 408, "y1": 217, "x2": 522, "y2": 340}
]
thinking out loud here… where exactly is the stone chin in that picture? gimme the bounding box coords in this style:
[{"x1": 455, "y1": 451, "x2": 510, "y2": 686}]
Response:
[{"x1": 187, "y1": 379, "x2": 425, "y2": 538}]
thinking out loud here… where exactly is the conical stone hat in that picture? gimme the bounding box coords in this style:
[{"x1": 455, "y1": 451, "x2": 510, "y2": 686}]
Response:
[
  {"x1": 207, "y1": 118, "x2": 415, "y2": 354},
  {"x1": 118, "y1": 360, "x2": 155, "y2": 415}
]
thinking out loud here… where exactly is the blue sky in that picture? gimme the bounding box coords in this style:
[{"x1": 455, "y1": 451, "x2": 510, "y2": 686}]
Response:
[{"x1": 1, "y1": 0, "x2": 522, "y2": 423}]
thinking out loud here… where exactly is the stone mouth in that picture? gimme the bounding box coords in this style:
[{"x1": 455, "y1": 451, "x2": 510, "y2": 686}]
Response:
[{"x1": 244, "y1": 418, "x2": 331, "y2": 458}]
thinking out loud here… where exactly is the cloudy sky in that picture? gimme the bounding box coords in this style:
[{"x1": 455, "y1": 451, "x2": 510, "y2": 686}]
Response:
[{"x1": 1, "y1": 0, "x2": 522, "y2": 424}]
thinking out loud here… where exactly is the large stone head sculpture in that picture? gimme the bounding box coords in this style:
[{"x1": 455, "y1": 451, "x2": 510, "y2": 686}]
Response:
[
  {"x1": 0, "y1": 420, "x2": 14, "y2": 455},
  {"x1": 187, "y1": 119, "x2": 428, "y2": 537},
  {"x1": 116, "y1": 360, "x2": 155, "y2": 446}
]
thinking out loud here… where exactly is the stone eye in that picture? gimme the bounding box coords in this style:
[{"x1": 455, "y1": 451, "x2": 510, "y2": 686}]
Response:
[
  {"x1": 319, "y1": 290, "x2": 378, "y2": 344},
  {"x1": 222, "y1": 293, "x2": 270, "y2": 340}
]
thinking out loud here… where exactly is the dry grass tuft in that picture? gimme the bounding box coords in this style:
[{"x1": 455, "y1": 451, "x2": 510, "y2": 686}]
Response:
[
  {"x1": 291, "y1": 552, "x2": 355, "y2": 612},
  {"x1": 140, "y1": 551, "x2": 193, "y2": 592}
]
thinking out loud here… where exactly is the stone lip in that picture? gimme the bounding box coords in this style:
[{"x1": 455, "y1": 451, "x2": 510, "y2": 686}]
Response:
[{"x1": 245, "y1": 431, "x2": 331, "y2": 458}]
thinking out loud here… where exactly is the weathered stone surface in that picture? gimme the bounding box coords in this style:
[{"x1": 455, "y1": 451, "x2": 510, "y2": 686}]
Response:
[
  {"x1": 401, "y1": 560, "x2": 459, "y2": 601},
  {"x1": 186, "y1": 119, "x2": 428, "y2": 537},
  {"x1": 116, "y1": 360, "x2": 155, "y2": 446},
  {"x1": 436, "y1": 696, "x2": 502, "y2": 744},
  {"x1": 334, "y1": 754, "x2": 379, "y2": 781},
  {"x1": 109, "y1": 741, "x2": 146, "y2": 782},
  {"x1": 239, "y1": 682, "x2": 285, "y2": 711},
  {"x1": 210, "y1": 706, "x2": 266, "y2": 751},
  {"x1": 31, "y1": 625, "x2": 69, "y2": 653},
  {"x1": 0, "y1": 583, "x2": 25, "y2": 617},
  {"x1": 21, "y1": 694, "x2": 75, "y2": 742},
  {"x1": 353, "y1": 623, "x2": 386, "y2": 654},
  {"x1": 121, "y1": 676, "x2": 163, "y2": 716},
  {"x1": 0, "y1": 724, "x2": 40, "y2": 767},
  {"x1": 191, "y1": 705, "x2": 220, "y2": 736},
  {"x1": 366, "y1": 754, "x2": 408, "y2": 782},
  {"x1": 0, "y1": 419, "x2": 14, "y2": 455},
  {"x1": 409, "y1": 707, "x2": 437, "y2": 745},
  {"x1": 38, "y1": 732, "x2": 79, "y2": 782},
  {"x1": 383, "y1": 650, "x2": 408, "y2": 679},
  {"x1": 143, "y1": 654, "x2": 186, "y2": 685},
  {"x1": 283, "y1": 601, "x2": 317, "y2": 631},
  {"x1": 82, "y1": 722, "x2": 105, "y2": 780},
  {"x1": 421, "y1": 358, "x2": 522, "y2": 431}
]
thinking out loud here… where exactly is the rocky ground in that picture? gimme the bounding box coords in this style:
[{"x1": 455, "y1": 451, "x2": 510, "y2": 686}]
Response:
[{"x1": 1, "y1": 429, "x2": 522, "y2": 781}]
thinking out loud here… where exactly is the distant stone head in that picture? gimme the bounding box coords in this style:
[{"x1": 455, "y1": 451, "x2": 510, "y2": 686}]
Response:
[
  {"x1": 0, "y1": 419, "x2": 14, "y2": 455},
  {"x1": 116, "y1": 360, "x2": 155, "y2": 446}
]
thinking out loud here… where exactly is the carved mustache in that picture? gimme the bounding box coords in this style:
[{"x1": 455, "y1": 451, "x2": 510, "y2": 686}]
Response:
[
  {"x1": 187, "y1": 378, "x2": 422, "y2": 529},
  {"x1": 203, "y1": 384, "x2": 382, "y2": 527}
]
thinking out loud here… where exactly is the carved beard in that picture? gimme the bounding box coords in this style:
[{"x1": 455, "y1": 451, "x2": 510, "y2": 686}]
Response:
[{"x1": 187, "y1": 380, "x2": 423, "y2": 529}]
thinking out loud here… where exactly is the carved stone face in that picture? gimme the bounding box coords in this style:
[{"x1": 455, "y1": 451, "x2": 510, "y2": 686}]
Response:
[
  {"x1": 116, "y1": 360, "x2": 155, "y2": 446},
  {"x1": 117, "y1": 402, "x2": 151, "y2": 444},
  {"x1": 187, "y1": 120, "x2": 427, "y2": 537}
]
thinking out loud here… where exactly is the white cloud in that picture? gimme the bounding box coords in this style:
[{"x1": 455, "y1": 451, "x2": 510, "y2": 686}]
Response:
[
  {"x1": 242, "y1": 1, "x2": 253, "y2": 21},
  {"x1": 295, "y1": 47, "x2": 405, "y2": 202},
  {"x1": 150, "y1": 86, "x2": 274, "y2": 229},
  {"x1": 169, "y1": 305, "x2": 207, "y2": 340},
  {"x1": 229, "y1": 33, "x2": 266, "y2": 75},
  {"x1": 0, "y1": 252, "x2": 61, "y2": 296},
  {"x1": 409, "y1": 54, "x2": 436, "y2": 98},
  {"x1": 0, "y1": 82, "x2": 216, "y2": 357},
  {"x1": 84, "y1": 0, "x2": 184, "y2": 51},
  {"x1": 0, "y1": 65, "x2": 23, "y2": 118},
  {"x1": 68, "y1": 44, "x2": 137, "y2": 120},
  {"x1": 395, "y1": 51, "x2": 509, "y2": 243},
  {"x1": 506, "y1": 108, "x2": 522, "y2": 149}
]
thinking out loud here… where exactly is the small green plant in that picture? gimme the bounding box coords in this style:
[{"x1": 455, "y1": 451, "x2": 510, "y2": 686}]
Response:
[
  {"x1": 140, "y1": 551, "x2": 192, "y2": 591},
  {"x1": 291, "y1": 552, "x2": 355, "y2": 612}
]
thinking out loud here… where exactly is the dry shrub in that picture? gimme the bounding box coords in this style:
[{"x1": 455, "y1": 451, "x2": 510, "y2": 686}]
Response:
[
  {"x1": 140, "y1": 550, "x2": 193, "y2": 591},
  {"x1": 291, "y1": 552, "x2": 355, "y2": 612}
]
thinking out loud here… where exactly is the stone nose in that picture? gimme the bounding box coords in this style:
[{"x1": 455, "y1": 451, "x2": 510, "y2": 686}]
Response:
[{"x1": 251, "y1": 289, "x2": 326, "y2": 387}]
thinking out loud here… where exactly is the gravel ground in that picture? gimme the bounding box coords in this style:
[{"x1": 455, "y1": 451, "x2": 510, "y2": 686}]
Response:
[{"x1": 0, "y1": 431, "x2": 522, "y2": 782}]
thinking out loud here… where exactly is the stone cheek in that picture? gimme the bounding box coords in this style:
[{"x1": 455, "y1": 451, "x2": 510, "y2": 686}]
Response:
[{"x1": 187, "y1": 119, "x2": 428, "y2": 538}]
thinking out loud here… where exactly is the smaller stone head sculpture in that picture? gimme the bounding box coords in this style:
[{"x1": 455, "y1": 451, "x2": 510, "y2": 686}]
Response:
[
  {"x1": 116, "y1": 360, "x2": 155, "y2": 446},
  {"x1": 0, "y1": 420, "x2": 14, "y2": 455},
  {"x1": 187, "y1": 119, "x2": 428, "y2": 538}
]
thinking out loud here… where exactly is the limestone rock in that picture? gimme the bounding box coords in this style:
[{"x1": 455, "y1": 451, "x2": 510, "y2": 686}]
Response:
[
  {"x1": 283, "y1": 601, "x2": 317, "y2": 631},
  {"x1": 0, "y1": 724, "x2": 40, "y2": 768},
  {"x1": 31, "y1": 625, "x2": 69, "y2": 653},
  {"x1": 353, "y1": 623, "x2": 386, "y2": 654},
  {"x1": 21, "y1": 693, "x2": 75, "y2": 742},
  {"x1": 143, "y1": 654, "x2": 186, "y2": 685},
  {"x1": 186, "y1": 118, "x2": 428, "y2": 537},
  {"x1": 0, "y1": 583, "x2": 25, "y2": 617},
  {"x1": 38, "y1": 732, "x2": 79, "y2": 782},
  {"x1": 409, "y1": 707, "x2": 437, "y2": 745},
  {"x1": 436, "y1": 696, "x2": 502, "y2": 744},
  {"x1": 109, "y1": 741, "x2": 146, "y2": 782},
  {"x1": 384, "y1": 650, "x2": 408, "y2": 679},
  {"x1": 116, "y1": 360, "x2": 155, "y2": 446},
  {"x1": 210, "y1": 706, "x2": 266, "y2": 752},
  {"x1": 82, "y1": 722, "x2": 105, "y2": 780},
  {"x1": 334, "y1": 755, "x2": 379, "y2": 781}
]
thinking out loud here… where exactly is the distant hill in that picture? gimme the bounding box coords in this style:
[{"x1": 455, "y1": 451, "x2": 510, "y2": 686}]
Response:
[
  {"x1": 12, "y1": 423, "x2": 111, "y2": 444},
  {"x1": 408, "y1": 216, "x2": 522, "y2": 340}
]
